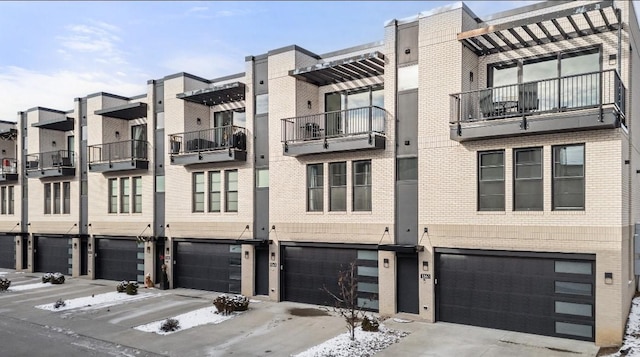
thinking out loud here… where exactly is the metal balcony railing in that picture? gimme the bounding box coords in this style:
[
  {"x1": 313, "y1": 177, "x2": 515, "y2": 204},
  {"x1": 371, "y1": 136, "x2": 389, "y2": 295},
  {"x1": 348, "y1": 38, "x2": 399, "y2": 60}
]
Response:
[
  {"x1": 169, "y1": 125, "x2": 247, "y2": 155},
  {"x1": 26, "y1": 150, "x2": 75, "y2": 170},
  {"x1": 88, "y1": 140, "x2": 148, "y2": 164},
  {"x1": 450, "y1": 69, "x2": 626, "y2": 125},
  {"x1": 0, "y1": 158, "x2": 16, "y2": 175},
  {"x1": 281, "y1": 106, "x2": 386, "y2": 143}
]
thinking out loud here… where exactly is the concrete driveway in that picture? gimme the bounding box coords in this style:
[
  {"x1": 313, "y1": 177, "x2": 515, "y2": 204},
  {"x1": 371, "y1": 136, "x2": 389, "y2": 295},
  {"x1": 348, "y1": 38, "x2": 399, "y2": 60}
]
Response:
[{"x1": 0, "y1": 269, "x2": 600, "y2": 357}]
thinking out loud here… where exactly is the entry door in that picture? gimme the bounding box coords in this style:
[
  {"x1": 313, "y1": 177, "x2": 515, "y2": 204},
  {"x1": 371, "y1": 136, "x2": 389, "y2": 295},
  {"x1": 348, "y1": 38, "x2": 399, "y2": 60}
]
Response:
[
  {"x1": 255, "y1": 246, "x2": 269, "y2": 295},
  {"x1": 397, "y1": 253, "x2": 419, "y2": 314}
]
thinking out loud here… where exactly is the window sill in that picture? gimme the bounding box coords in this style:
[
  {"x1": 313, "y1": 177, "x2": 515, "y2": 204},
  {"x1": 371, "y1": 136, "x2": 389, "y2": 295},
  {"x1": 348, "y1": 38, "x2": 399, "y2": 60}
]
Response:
[
  {"x1": 306, "y1": 211, "x2": 324, "y2": 215},
  {"x1": 352, "y1": 211, "x2": 373, "y2": 215},
  {"x1": 328, "y1": 211, "x2": 348, "y2": 215},
  {"x1": 551, "y1": 210, "x2": 586, "y2": 214},
  {"x1": 512, "y1": 210, "x2": 544, "y2": 215},
  {"x1": 477, "y1": 211, "x2": 506, "y2": 215}
]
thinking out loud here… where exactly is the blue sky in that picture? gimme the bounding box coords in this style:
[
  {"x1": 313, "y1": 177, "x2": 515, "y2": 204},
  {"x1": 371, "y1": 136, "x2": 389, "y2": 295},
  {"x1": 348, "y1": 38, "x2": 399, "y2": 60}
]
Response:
[{"x1": 0, "y1": 1, "x2": 632, "y2": 120}]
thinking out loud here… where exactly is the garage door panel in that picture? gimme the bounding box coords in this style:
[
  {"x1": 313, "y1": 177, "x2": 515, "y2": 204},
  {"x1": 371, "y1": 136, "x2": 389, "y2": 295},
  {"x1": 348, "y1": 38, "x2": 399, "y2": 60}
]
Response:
[
  {"x1": 0, "y1": 235, "x2": 15, "y2": 269},
  {"x1": 35, "y1": 237, "x2": 70, "y2": 274},
  {"x1": 174, "y1": 242, "x2": 240, "y2": 293},
  {"x1": 96, "y1": 239, "x2": 139, "y2": 282},
  {"x1": 437, "y1": 251, "x2": 594, "y2": 341}
]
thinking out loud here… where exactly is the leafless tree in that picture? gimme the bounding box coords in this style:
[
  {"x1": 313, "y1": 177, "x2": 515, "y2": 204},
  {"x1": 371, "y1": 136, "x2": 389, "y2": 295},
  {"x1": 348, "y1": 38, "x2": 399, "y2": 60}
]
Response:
[{"x1": 323, "y1": 261, "x2": 366, "y2": 341}]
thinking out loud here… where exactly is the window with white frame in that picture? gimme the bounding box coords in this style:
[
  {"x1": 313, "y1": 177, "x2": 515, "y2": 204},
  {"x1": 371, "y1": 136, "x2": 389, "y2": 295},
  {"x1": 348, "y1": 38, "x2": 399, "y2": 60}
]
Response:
[
  {"x1": 7, "y1": 186, "x2": 14, "y2": 215},
  {"x1": 225, "y1": 170, "x2": 238, "y2": 212},
  {"x1": 353, "y1": 160, "x2": 372, "y2": 211}
]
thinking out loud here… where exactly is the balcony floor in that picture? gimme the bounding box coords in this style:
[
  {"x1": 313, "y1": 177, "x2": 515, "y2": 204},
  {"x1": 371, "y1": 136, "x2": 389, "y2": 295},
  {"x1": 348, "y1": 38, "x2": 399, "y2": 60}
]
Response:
[{"x1": 283, "y1": 133, "x2": 385, "y2": 157}]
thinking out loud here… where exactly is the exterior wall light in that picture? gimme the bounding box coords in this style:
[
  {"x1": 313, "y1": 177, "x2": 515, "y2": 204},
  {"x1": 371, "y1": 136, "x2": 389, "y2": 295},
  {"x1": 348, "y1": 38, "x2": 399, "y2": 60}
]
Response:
[
  {"x1": 270, "y1": 252, "x2": 275, "y2": 261},
  {"x1": 383, "y1": 258, "x2": 389, "y2": 268}
]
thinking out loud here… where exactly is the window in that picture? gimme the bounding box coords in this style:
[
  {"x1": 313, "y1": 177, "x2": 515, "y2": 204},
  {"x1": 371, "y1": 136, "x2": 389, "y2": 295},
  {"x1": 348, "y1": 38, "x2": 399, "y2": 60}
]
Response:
[
  {"x1": 513, "y1": 148, "x2": 542, "y2": 211},
  {"x1": 256, "y1": 94, "x2": 269, "y2": 115},
  {"x1": 44, "y1": 183, "x2": 51, "y2": 214},
  {"x1": 397, "y1": 157, "x2": 418, "y2": 180},
  {"x1": 209, "y1": 171, "x2": 221, "y2": 212},
  {"x1": 8, "y1": 186, "x2": 14, "y2": 215},
  {"x1": 256, "y1": 169, "x2": 269, "y2": 188},
  {"x1": 108, "y1": 179, "x2": 117, "y2": 213},
  {"x1": 325, "y1": 86, "x2": 384, "y2": 136},
  {"x1": 132, "y1": 177, "x2": 142, "y2": 213},
  {"x1": 353, "y1": 160, "x2": 372, "y2": 211},
  {"x1": 398, "y1": 65, "x2": 418, "y2": 91},
  {"x1": 329, "y1": 162, "x2": 346, "y2": 211},
  {"x1": 307, "y1": 164, "x2": 323, "y2": 212},
  {"x1": 1, "y1": 187, "x2": 6, "y2": 215},
  {"x1": 120, "y1": 178, "x2": 130, "y2": 213},
  {"x1": 53, "y1": 183, "x2": 61, "y2": 214},
  {"x1": 193, "y1": 172, "x2": 204, "y2": 212},
  {"x1": 478, "y1": 151, "x2": 505, "y2": 211},
  {"x1": 63, "y1": 182, "x2": 70, "y2": 214},
  {"x1": 553, "y1": 144, "x2": 584, "y2": 210},
  {"x1": 225, "y1": 170, "x2": 238, "y2": 212}
]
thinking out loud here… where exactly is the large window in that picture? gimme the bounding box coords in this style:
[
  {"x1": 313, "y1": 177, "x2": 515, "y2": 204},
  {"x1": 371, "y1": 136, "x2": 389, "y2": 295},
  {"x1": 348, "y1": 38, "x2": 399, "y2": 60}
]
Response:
[
  {"x1": 225, "y1": 170, "x2": 238, "y2": 212},
  {"x1": 1, "y1": 187, "x2": 6, "y2": 215},
  {"x1": 120, "y1": 178, "x2": 130, "y2": 213},
  {"x1": 108, "y1": 179, "x2": 117, "y2": 213},
  {"x1": 553, "y1": 144, "x2": 585, "y2": 210},
  {"x1": 209, "y1": 171, "x2": 221, "y2": 212},
  {"x1": 132, "y1": 177, "x2": 142, "y2": 213},
  {"x1": 307, "y1": 164, "x2": 324, "y2": 212},
  {"x1": 514, "y1": 148, "x2": 543, "y2": 211},
  {"x1": 44, "y1": 183, "x2": 51, "y2": 214},
  {"x1": 7, "y1": 186, "x2": 14, "y2": 215},
  {"x1": 478, "y1": 151, "x2": 505, "y2": 211},
  {"x1": 193, "y1": 172, "x2": 205, "y2": 212},
  {"x1": 325, "y1": 86, "x2": 384, "y2": 135},
  {"x1": 329, "y1": 162, "x2": 346, "y2": 212},
  {"x1": 63, "y1": 182, "x2": 70, "y2": 214},
  {"x1": 353, "y1": 160, "x2": 372, "y2": 211}
]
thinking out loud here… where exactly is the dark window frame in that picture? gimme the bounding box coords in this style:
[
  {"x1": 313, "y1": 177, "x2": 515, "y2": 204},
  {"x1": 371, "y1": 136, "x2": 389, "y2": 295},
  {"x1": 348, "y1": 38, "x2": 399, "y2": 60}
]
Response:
[
  {"x1": 513, "y1": 147, "x2": 543, "y2": 211},
  {"x1": 108, "y1": 178, "x2": 117, "y2": 213},
  {"x1": 477, "y1": 150, "x2": 505, "y2": 211},
  {"x1": 307, "y1": 163, "x2": 324, "y2": 212},
  {"x1": 132, "y1": 177, "x2": 142, "y2": 214},
  {"x1": 552, "y1": 143, "x2": 585, "y2": 211},
  {"x1": 192, "y1": 172, "x2": 205, "y2": 213},
  {"x1": 353, "y1": 160, "x2": 372, "y2": 212},
  {"x1": 225, "y1": 169, "x2": 238, "y2": 213},
  {"x1": 209, "y1": 170, "x2": 221, "y2": 213},
  {"x1": 329, "y1": 162, "x2": 347, "y2": 212}
]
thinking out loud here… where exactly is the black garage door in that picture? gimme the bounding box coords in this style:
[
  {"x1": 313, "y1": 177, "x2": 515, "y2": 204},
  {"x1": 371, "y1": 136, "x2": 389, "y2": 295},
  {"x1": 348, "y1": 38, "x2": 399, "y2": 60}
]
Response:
[
  {"x1": 174, "y1": 241, "x2": 241, "y2": 293},
  {"x1": 436, "y1": 249, "x2": 595, "y2": 341},
  {"x1": 0, "y1": 235, "x2": 15, "y2": 269},
  {"x1": 282, "y1": 246, "x2": 379, "y2": 310},
  {"x1": 96, "y1": 238, "x2": 141, "y2": 282},
  {"x1": 35, "y1": 236, "x2": 71, "y2": 274}
]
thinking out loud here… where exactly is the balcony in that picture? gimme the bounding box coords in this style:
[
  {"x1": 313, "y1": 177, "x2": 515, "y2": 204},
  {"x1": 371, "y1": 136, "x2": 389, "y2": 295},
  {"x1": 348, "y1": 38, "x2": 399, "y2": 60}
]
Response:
[
  {"x1": 25, "y1": 150, "x2": 75, "y2": 178},
  {"x1": 169, "y1": 126, "x2": 247, "y2": 166},
  {"x1": 281, "y1": 106, "x2": 386, "y2": 157},
  {"x1": 0, "y1": 158, "x2": 18, "y2": 182},
  {"x1": 449, "y1": 70, "x2": 626, "y2": 142},
  {"x1": 88, "y1": 140, "x2": 149, "y2": 172}
]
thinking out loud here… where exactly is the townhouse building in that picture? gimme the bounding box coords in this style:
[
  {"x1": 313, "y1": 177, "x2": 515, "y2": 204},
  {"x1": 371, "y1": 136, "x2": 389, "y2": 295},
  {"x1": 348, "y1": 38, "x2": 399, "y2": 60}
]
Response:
[{"x1": 0, "y1": 0, "x2": 637, "y2": 347}]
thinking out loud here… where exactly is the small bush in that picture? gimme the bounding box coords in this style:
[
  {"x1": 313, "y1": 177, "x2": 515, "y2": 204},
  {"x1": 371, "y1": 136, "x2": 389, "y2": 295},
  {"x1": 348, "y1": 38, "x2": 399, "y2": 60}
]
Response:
[
  {"x1": 0, "y1": 277, "x2": 10, "y2": 291},
  {"x1": 51, "y1": 273, "x2": 65, "y2": 285},
  {"x1": 42, "y1": 273, "x2": 53, "y2": 283},
  {"x1": 53, "y1": 299, "x2": 66, "y2": 309},
  {"x1": 159, "y1": 318, "x2": 180, "y2": 333},
  {"x1": 125, "y1": 281, "x2": 138, "y2": 295},
  {"x1": 361, "y1": 315, "x2": 380, "y2": 332},
  {"x1": 116, "y1": 281, "x2": 128, "y2": 293},
  {"x1": 213, "y1": 294, "x2": 249, "y2": 315}
]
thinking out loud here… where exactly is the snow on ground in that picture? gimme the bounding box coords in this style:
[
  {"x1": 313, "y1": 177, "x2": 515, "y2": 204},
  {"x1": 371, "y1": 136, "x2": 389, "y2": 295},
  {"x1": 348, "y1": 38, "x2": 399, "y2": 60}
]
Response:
[
  {"x1": 134, "y1": 306, "x2": 238, "y2": 335},
  {"x1": 36, "y1": 291, "x2": 160, "y2": 312},
  {"x1": 604, "y1": 296, "x2": 640, "y2": 356},
  {"x1": 9, "y1": 282, "x2": 53, "y2": 292},
  {"x1": 0, "y1": 272, "x2": 7, "y2": 275},
  {"x1": 292, "y1": 326, "x2": 409, "y2": 357}
]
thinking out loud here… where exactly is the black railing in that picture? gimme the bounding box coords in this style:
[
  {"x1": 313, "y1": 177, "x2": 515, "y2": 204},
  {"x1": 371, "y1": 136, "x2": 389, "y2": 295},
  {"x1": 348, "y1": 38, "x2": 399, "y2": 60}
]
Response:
[
  {"x1": 450, "y1": 69, "x2": 626, "y2": 125},
  {"x1": 0, "y1": 158, "x2": 16, "y2": 175},
  {"x1": 88, "y1": 140, "x2": 148, "y2": 164},
  {"x1": 169, "y1": 125, "x2": 247, "y2": 155},
  {"x1": 281, "y1": 106, "x2": 386, "y2": 143},
  {"x1": 26, "y1": 150, "x2": 75, "y2": 170}
]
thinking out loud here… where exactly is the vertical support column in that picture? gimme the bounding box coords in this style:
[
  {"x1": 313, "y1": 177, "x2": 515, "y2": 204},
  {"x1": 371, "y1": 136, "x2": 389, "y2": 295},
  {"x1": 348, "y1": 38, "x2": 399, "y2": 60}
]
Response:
[
  {"x1": 269, "y1": 241, "x2": 279, "y2": 301},
  {"x1": 164, "y1": 238, "x2": 173, "y2": 289},
  {"x1": 378, "y1": 250, "x2": 397, "y2": 316},
  {"x1": 87, "y1": 235, "x2": 95, "y2": 279},
  {"x1": 241, "y1": 244, "x2": 255, "y2": 296},
  {"x1": 144, "y1": 240, "x2": 155, "y2": 284},
  {"x1": 151, "y1": 80, "x2": 166, "y2": 286},
  {"x1": 71, "y1": 237, "x2": 80, "y2": 277},
  {"x1": 27, "y1": 234, "x2": 34, "y2": 273},
  {"x1": 14, "y1": 236, "x2": 22, "y2": 272},
  {"x1": 19, "y1": 112, "x2": 28, "y2": 271}
]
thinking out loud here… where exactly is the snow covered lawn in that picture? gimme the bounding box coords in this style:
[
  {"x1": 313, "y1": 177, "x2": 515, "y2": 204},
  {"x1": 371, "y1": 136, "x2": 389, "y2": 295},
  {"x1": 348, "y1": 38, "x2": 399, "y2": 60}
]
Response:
[
  {"x1": 292, "y1": 326, "x2": 409, "y2": 357},
  {"x1": 604, "y1": 296, "x2": 640, "y2": 356},
  {"x1": 134, "y1": 306, "x2": 238, "y2": 335},
  {"x1": 36, "y1": 291, "x2": 160, "y2": 312},
  {"x1": 9, "y1": 282, "x2": 54, "y2": 292}
]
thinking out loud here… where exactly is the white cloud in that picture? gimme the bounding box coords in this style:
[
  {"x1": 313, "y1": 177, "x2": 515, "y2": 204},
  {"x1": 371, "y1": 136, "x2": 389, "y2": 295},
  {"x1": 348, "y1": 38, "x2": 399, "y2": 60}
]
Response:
[
  {"x1": 0, "y1": 66, "x2": 146, "y2": 120},
  {"x1": 160, "y1": 53, "x2": 244, "y2": 79},
  {"x1": 57, "y1": 20, "x2": 126, "y2": 66},
  {"x1": 186, "y1": 6, "x2": 208, "y2": 14}
]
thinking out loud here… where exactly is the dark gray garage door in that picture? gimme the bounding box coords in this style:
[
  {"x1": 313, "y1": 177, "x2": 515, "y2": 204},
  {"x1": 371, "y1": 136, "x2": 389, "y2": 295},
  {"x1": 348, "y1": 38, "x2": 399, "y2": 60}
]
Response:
[
  {"x1": 436, "y1": 249, "x2": 595, "y2": 341},
  {"x1": 282, "y1": 246, "x2": 379, "y2": 310},
  {"x1": 0, "y1": 235, "x2": 15, "y2": 269},
  {"x1": 96, "y1": 238, "x2": 141, "y2": 282},
  {"x1": 174, "y1": 241, "x2": 241, "y2": 293},
  {"x1": 35, "y1": 236, "x2": 71, "y2": 274}
]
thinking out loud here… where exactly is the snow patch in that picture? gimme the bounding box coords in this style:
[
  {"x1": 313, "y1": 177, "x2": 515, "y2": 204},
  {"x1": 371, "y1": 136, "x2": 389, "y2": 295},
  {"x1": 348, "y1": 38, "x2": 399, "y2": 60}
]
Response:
[
  {"x1": 134, "y1": 306, "x2": 238, "y2": 335},
  {"x1": 604, "y1": 296, "x2": 640, "y2": 356},
  {"x1": 35, "y1": 291, "x2": 159, "y2": 312},
  {"x1": 0, "y1": 272, "x2": 7, "y2": 275},
  {"x1": 292, "y1": 326, "x2": 408, "y2": 357},
  {"x1": 9, "y1": 282, "x2": 53, "y2": 292}
]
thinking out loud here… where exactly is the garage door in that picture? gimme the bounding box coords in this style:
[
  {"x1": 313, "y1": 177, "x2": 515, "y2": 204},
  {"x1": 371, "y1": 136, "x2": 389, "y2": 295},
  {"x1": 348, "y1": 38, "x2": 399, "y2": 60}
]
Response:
[
  {"x1": 174, "y1": 241, "x2": 241, "y2": 293},
  {"x1": 282, "y1": 246, "x2": 379, "y2": 310},
  {"x1": 436, "y1": 249, "x2": 595, "y2": 341},
  {"x1": 0, "y1": 235, "x2": 15, "y2": 269},
  {"x1": 35, "y1": 236, "x2": 71, "y2": 274},
  {"x1": 96, "y1": 238, "x2": 142, "y2": 282}
]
